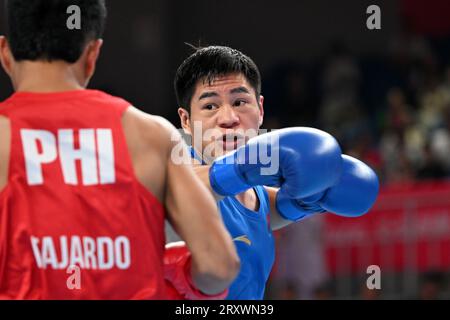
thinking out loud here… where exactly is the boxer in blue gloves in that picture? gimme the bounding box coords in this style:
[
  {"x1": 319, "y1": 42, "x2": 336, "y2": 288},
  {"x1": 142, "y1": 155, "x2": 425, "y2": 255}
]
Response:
[{"x1": 164, "y1": 45, "x2": 379, "y2": 300}]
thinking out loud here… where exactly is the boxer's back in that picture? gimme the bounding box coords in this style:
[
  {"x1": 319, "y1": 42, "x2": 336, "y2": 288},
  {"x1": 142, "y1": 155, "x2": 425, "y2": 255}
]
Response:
[{"x1": 0, "y1": 89, "x2": 167, "y2": 299}]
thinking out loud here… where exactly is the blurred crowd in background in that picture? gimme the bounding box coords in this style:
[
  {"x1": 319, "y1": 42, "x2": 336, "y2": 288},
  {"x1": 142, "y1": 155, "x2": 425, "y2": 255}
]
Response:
[
  {"x1": 264, "y1": 31, "x2": 450, "y2": 300},
  {"x1": 261, "y1": 35, "x2": 450, "y2": 186}
]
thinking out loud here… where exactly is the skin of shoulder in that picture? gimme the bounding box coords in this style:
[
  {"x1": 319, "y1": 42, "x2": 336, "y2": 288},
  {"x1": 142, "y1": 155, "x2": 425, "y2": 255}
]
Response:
[
  {"x1": 121, "y1": 106, "x2": 183, "y2": 202},
  {"x1": 0, "y1": 115, "x2": 11, "y2": 191}
]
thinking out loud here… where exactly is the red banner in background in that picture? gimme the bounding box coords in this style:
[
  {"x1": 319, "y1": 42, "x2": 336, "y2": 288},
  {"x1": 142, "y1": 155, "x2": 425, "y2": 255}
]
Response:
[{"x1": 324, "y1": 181, "x2": 450, "y2": 275}]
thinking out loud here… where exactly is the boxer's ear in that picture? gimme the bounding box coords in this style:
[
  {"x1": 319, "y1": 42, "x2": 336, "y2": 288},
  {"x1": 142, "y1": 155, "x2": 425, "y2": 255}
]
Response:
[
  {"x1": 81, "y1": 39, "x2": 103, "y2": 87},
  {"x1": 0, "y1": 36, "x2": 14, "y2": 78},
  {"x1": 178, "y1": 107, "x2": 192, "y2": 135}
]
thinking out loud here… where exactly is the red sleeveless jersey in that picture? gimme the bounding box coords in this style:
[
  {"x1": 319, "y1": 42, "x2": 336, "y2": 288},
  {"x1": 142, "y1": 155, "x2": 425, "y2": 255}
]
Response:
[{"x1": 0, "y1": 90, "x2": 166, "y2": 299}]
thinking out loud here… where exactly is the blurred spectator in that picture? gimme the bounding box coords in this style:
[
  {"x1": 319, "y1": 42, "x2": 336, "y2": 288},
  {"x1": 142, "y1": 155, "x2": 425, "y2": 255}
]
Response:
[
  {"x1": 281, "y1": 66, "x2": 315, "y2": 126},
  {"x1": 417, "y1": 73, "x2": 450, "y2": 133},
  {"x1": 418, "y1": 271, "x2": 447, "y2": 300},
  {"x1": 263, "y1": 63, "x2": 317, "y2": 128},
  {"x1": 276, "y1": 281, "x2": 299, "y2": 300},
  {"x1": 382, "y1": 87, "x2": 414, "y2": 134},
  {"x1": 313, "y1": 281, "x2": 334, "y2": 300},
  {"x1": 378, "y1": 88, "x2": 417, "y2": 184},
  {"x1": 416, "y1": 143, "x2": 448, "y2": 180},
  {"x1": 380, "y1": 133, "x2": 416, "y2": 184},
  {"x1": 318, "y1": 43, "x2": 367, "y2": 146},
  {"x1": 272, "y1": 215, "x2": 329, "y2": 300},
  {"x1": 359, "y1": 284, "x2": 381, "y2": 300},
  {"x1": 430, "y1": 105, "x2": 450, "y2": 173}
]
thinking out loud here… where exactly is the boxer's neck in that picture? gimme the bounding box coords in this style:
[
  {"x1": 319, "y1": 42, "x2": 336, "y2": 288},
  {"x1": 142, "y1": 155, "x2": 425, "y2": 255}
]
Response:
[
  {"x1": 13, "y1": 60, "x2": 85, "y2": 93},
  {"x1": 235, "y1": 188, "x2": 260, "y2": 213}
]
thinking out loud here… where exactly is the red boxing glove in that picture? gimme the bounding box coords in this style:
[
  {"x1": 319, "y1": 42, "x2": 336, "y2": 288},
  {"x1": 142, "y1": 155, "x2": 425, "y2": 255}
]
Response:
[
  {"x1": 165, "y1": 279, "x2": 184, "y2": 300},
  {"x1": 164, "y1": 241, "x2": 229, "y2": 300}
]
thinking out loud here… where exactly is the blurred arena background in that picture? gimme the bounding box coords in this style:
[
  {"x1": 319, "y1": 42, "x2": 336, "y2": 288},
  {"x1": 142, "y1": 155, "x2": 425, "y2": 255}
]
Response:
[{"x1": 1, "y1": 0, "x2": 449, "y2": 299}]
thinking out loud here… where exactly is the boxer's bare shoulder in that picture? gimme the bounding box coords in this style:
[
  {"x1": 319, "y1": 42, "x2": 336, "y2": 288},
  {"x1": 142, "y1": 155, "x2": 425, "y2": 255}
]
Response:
[
  {"x1": 0, "y1": 115, "x2": 11, "y2": 190},
  {"x1": 120, "y1": 106, "x2": 182, "y2": 202}
]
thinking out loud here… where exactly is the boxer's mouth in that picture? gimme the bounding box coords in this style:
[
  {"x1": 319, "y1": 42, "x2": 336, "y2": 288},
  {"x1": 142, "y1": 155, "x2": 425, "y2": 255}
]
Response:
[{"x1": 220, "y1": 133, "x2": 244, "y2": 150}]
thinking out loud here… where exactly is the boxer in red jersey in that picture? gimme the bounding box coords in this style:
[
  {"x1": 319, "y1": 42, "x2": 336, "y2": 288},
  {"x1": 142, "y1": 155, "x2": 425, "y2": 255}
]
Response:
[{"x1": 0, "y1": 0, "x2": 239, "y2": 299}]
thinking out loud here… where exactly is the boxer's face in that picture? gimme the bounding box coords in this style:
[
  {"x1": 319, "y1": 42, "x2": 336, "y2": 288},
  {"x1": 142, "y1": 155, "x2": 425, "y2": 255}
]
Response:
[{"x1": 179, "y1": 73, "x2": 264, "y2": 161}]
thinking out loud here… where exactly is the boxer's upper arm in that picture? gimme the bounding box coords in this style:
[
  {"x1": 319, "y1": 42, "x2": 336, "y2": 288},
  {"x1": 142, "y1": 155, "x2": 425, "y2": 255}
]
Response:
[
  {"x1": 163, "y1": 125, "x2": 223, "y2": 243},
  {"x1": 191, "y1": 164, "x2": 225, "y2": 202},
  {"x1": 163, "y1": 122, "x2": 239, "y2": 290},
  {"x1": 121, "y1": 106, "x2": 169, "y2": 201},
  {"x1": 0, "y1": 115, "x2": 11, "y2": 191},
  {"x1": 122, "y1": 107, "x2": 228, "y2": 246}
]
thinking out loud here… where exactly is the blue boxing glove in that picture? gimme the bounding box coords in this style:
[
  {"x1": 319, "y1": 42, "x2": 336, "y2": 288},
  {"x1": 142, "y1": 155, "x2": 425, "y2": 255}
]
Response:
[
  {"x1": 209, "y1": 127, "x2": 343, "y2": 199},
  {"x1": 276, "y1": 155, "x2": 379, "y2": 221}
]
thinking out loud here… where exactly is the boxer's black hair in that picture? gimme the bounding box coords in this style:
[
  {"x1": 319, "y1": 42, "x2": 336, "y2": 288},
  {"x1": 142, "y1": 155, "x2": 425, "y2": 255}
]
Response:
[
  {"x1": 174, "y1": 45, "x2": 261, "y2": 111},
  {"x1": 4, "y1": 0, "x2": 107, "y2": 63}
]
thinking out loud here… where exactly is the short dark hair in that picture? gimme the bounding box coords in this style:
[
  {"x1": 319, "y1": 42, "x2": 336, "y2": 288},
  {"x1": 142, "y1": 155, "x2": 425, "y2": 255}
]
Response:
[
  {"x1": 174, "y1": 45, "x2": 262, "y2": 111},
  {"x1": 5, "y1": 0, "x2": 107, "y2": 63}
]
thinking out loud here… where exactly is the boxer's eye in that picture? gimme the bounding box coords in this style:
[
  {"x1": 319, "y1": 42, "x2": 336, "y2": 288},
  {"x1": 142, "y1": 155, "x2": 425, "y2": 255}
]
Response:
[
  {"x1": 233, "y1": 99, "x2": 247, "y2": 107},
  {"x1": 202, "y1": 104, "x2": 218, "y2": 110}
]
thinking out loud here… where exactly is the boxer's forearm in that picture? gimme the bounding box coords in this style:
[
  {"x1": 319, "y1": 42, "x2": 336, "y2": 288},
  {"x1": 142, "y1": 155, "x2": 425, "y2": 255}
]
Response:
[
  {"x1": 265, "y1": 187, "x2": 294, "y2": 231},
  {"x1": 191, "y1": 165, "x2": 294, "y2": 230}
]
